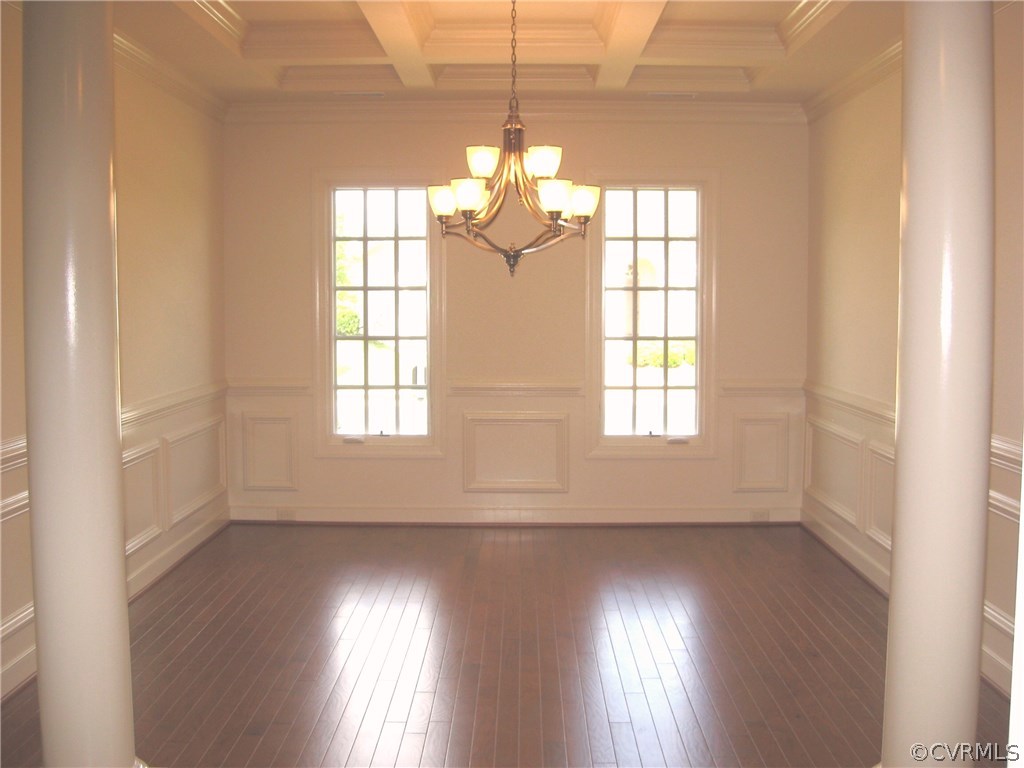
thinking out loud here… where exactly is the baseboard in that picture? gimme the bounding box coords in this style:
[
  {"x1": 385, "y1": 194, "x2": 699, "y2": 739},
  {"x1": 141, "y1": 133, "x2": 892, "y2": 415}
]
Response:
[
  {"x1": 1, "y1": 506, "x2": 229, "y2": 701},
  {"x1": 801, "y1": 501, "x2": 1013, "y2": 697},
  {"x1": 230, "y1": 504, "x2": 803, "y2": 526},
  {"x1": 126, "y1": 509, "x2": 230, "y2": 598}
]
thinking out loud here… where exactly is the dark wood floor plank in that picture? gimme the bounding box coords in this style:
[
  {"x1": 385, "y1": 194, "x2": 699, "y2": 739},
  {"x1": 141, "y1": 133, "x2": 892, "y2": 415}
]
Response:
[{"x1": 1, "y1": 523, "x2": 1012, "y2": 768}]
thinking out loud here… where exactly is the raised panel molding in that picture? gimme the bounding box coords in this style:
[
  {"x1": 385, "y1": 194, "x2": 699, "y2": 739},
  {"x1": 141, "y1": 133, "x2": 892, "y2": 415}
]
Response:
[
  {"x1": 123, "y1": 441, "x2": 165, "y2": 555},
  {"x1": 1, "y1": 491, "x2": 29, "y2": 523},
  {"x1": 804, "y1": 416, "x2": 863, "y2": 527},
  {"x1": 0, "y1": 436, "x2": 28, "y2": 473},
  {"x1": 463, "y1": 412, "x2": 568, "y2": 493},
  {"x1": 243, "y1": 413, "x2": 298, "y2": 491},
  {"x1": 733, "y1": 413, "x2": 790, "y2": 492},
  {"x1": 865, "y1": 441, "x2": 895, "y2": 550},
  {"x1": 163, "y1": 416, "x2": 227, "y2": 526}
]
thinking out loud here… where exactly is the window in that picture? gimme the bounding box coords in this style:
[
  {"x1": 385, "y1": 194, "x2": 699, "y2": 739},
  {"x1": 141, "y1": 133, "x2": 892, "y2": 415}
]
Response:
[
  {"x1": 601, "y1": 187, "x2": 701, "y2": 438},
  {"x1": 331, "y1": 187, "x2": 430, "y2": 438}
]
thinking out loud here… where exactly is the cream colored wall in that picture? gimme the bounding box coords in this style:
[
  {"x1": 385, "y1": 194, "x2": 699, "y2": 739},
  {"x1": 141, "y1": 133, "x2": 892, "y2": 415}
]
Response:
[
  {"x1": 224, "y1": 107, "x2": 809, "y2": 523},
  {"x1": 803, "y1": 3, "x2": 1024, "y2": 694},
  {"x1": 0, "y1": 9, "x2": 230, "y2": 695}
]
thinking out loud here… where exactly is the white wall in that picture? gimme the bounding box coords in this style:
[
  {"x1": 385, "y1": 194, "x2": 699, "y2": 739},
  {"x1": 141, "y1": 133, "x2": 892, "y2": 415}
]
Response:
[
  {"x1": 0, "y1": 7, "x2": 230, "y2": 696},
  {"x1": 803, "y1": 3, "x2": 1024, "y2": 693},
  {"x1": 223, "y1": 104, "x2": 809, "y2": 524}
]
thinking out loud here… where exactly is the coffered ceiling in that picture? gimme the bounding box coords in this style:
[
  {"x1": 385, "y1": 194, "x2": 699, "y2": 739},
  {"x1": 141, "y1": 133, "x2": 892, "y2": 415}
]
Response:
[{"x1": 109, "y1": 1, "x2": 906, "y2": 109}]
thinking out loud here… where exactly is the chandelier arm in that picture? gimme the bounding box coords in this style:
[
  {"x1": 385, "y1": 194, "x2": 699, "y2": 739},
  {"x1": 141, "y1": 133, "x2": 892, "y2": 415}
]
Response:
[
  {"x1": 518, "y1": 228, "x2": 584, "y2": 257},
  {"x1": 512, "y1": 168, "x2": 556, "y2": 225},
  {"x1": 442, "y1": 225, "x2": 507, "y2": 254},
  {"x1": 472, "y1": 155, "x2": 514, "y2": 229}
]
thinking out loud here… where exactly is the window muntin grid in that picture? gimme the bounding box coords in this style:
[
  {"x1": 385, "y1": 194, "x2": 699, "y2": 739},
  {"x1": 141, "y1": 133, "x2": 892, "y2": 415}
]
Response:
[
  {"x1": 602, "y1": 188, "x2": 700, "y2": 437},
  {"x1": 333, "y1": 188, "x2": 429, "y2": 436}
]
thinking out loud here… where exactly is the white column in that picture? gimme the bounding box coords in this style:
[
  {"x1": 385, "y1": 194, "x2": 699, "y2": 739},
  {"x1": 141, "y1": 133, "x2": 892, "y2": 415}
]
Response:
[
  {"x1": 881, "y1": 3, "x2": 994, "y2": 766},
  {"x1": 22, "y1": 3, "x2": 137, "y2": 766}
]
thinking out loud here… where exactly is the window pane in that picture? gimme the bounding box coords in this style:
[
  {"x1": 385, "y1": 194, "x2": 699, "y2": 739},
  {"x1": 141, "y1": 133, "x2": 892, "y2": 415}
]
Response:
[
  {"x1": 635, "y1": 389, "x2": 665, "y2": 435},
  {"x1": 668, "y1": 189, "x2": 698, "y2": 237},
  {"x1": 604, "y1": 390, "x2": 633, "y2": 435},
  {"x1": 366, "y1": 189, "x2": 396, "y2": 237},
  {"x1": 336, "y1": 291, "x2": 363, "y2": 337},
  {"x1": 335, "y1": 190, "x2": 364, "y2": 237},
  {"x1": 397, "y1": 189, "x2": 427, "y2": 237},
  {"x1": 635, "y1": 340, "x2": 665, "y2": 386},
  {"x1": 636, "y1": 241, "x2": 665, "y2": 287},
  {"x1": 667, "y1": 389, "x2": 697, "y2": 435},
  {"x1": 335, "y1": 241, "x2": 364, "y2": 287},
  {"x1": 637, "y1": 291, "x2": 665, "y2": 337},
  {"x1": 604, "y1": 290, "x2": 634, "y2": 337},
  {"x1": 398, "y1": 389, "x2": 428, "y2": 435},
  {"x1": 667, "y1": 290, "x2": 696, "y2": 336},
  {"x1": 668, "y1": 241, "x2": 697, "y2": 287},
  {"x1": 336, "y1": 389, "x2": 365, "y2": 434},
  {"x1": 604, "y1": 340, "x2": 633, "y2": 386},
  {"x1": 367, "y1": 241, "x2": 395, "y2": 286},
  {"x1": 398, "y1": 241, "x2": 427, "y2": 287},
  {"x1": 367, "y1": 340, "x2": 396, "y2": 385},
  {"x1": 398, "y1": 290, "x2": 427, "y2": 337},
  {"x1": 335, "y1": 340, "x2": 365, "y2": 385},
  {"x1": 366, "y1": 291, "x2": 396, "y2": 336},
  {"x1": 331, "y1": 187, "x2": 430, "y2": 439},
  {"x1": 367, "y1": 389, "x2": 397, "y2": 435},
  {"x1": 667, "y1": 340, "x2": 696, "y2": 386},
  {"x1": 399, "y1": 339, "x2": 428, "y2": 385},
  {"x1": 604, "y1": 190, "x2": 634, "y2": 237},
  {"x1": 600, "y1": 187, "x2": 702, "y2": 441},
  {"x1": 604, "y1": 241, "x2": 634, "y2": 287},
  {"x1": 636, "y1": 189, "x2": 665, "y2": 237}
]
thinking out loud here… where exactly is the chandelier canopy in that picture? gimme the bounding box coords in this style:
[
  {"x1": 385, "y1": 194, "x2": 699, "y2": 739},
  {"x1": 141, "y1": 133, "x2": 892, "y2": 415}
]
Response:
[{"x1": 427, "y1": 0, "x2": 601, "y2": 276}]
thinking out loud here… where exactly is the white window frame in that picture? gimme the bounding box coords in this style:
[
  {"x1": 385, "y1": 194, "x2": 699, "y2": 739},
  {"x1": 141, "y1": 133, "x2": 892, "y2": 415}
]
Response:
[
  {"x1": 586, "y1": 174, "x2": 717, "y2": 459},
  {"x1": 314, "y1": 173, "x2": 445, "y2": 459}
]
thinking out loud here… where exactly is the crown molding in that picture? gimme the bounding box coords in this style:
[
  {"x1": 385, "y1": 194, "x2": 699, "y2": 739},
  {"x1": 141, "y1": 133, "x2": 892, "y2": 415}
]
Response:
[
  {"x1": 224, "y1": 97, "x2": 806, "y2": 126},
  {"x1": 113, "y1": 33, "x2": 227, "y2": 120},
  {"x1": 803, "y1": 41, "x2": 902, "y2": 123},
  {"x1": 777, "y1": 0, "x2": 849, "y2": 53},
  {"x1": 179, "y1": 0, "x2": 247, "y2": 52}
]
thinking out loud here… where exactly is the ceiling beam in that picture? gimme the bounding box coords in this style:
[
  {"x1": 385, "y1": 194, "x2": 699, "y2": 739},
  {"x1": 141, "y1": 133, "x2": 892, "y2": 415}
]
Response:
[
  {"x1": 357, "y1": 2, "x2": 435, "y2": 89},
  {"x1": 594, "y1": 2, "x2": 666, "y2": 90}
]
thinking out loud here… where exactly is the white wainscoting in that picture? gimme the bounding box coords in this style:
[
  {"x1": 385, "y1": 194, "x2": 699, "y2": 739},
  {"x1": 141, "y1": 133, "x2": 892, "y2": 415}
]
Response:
[
  {"x1": 802, "y1": 383, "x2": 1022, "y2": 694},
  {"x1": 463, "y1": 411, "x2": 569, "y2": 493},
  {"x1": 227, "y1": 378, "x2": 805, "y2": 524},
  {"x1": 0, "y1": 383, "x2": 229, "y2": 697},
  {"x1": 242, "y1": 412, "x2": 298, "y2": 491},
  {"x1": 733, "y1": 413, "x2": 790, "y2": 492}
]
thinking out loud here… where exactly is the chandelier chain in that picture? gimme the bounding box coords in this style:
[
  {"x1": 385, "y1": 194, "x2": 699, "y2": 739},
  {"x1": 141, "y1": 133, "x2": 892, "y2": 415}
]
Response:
[{"x1": 509, "y1": 0, "x2": 519, "y2": 114}]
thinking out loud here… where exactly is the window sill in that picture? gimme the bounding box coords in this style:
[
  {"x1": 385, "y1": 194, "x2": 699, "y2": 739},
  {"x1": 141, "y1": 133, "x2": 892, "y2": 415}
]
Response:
[
  {"x1": 315, "y1": 433, "x2": 444, "y2": 460},
  {"x1": 586, "y1": 436, "x2": 714, "y2": 460}
]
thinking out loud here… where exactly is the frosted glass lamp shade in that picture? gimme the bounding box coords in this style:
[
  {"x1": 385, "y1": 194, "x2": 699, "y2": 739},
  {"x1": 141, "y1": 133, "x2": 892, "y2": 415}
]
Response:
[
  {"x1": 428, "y1": 185, "x2": 457, "y2": 217},
  {"x1": 452, "y1": 178, "x2": 486, "y2": 212},
  {"x1": 525, "y1": 145, "x2": 562, "y2": 179},
  {"x1": 538, "y1": 178, "x2": 573, "y2": 213},
  {"x1": 466, "y1": 146, "x2": 500, "y2": 178},
  {"x1": 571, "y1": 185, "x2": 601, "y2": 218}
]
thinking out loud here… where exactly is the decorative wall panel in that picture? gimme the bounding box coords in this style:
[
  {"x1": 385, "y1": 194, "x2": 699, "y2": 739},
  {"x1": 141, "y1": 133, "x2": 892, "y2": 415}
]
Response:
[
  {"x1": 242, "y1": 413, "x2": 297, "y2": 491},
  {"x1": 123, "y1": 441, "x2": 164, "y2": 555},
  {"x1": 464, "y1": 412, "x2": 568, "y2": 492},
  {"x1": 733, "y1": 413, "x2": 790, "y2": 492},
  {"x1": 164, "y1": 416, "x2": 226, "y2": 525}
]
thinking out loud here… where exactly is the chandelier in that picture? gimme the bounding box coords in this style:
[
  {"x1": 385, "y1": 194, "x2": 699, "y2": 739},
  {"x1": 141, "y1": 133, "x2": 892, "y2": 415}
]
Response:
[{"x1": 427, "y1": 0, "x2": 601, "y2": 276}]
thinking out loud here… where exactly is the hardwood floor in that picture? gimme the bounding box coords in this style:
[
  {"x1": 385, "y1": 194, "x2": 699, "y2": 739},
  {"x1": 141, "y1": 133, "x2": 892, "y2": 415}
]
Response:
[{"x1": 0, "y1": 524, "x2": 1011, "y2": 767}]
